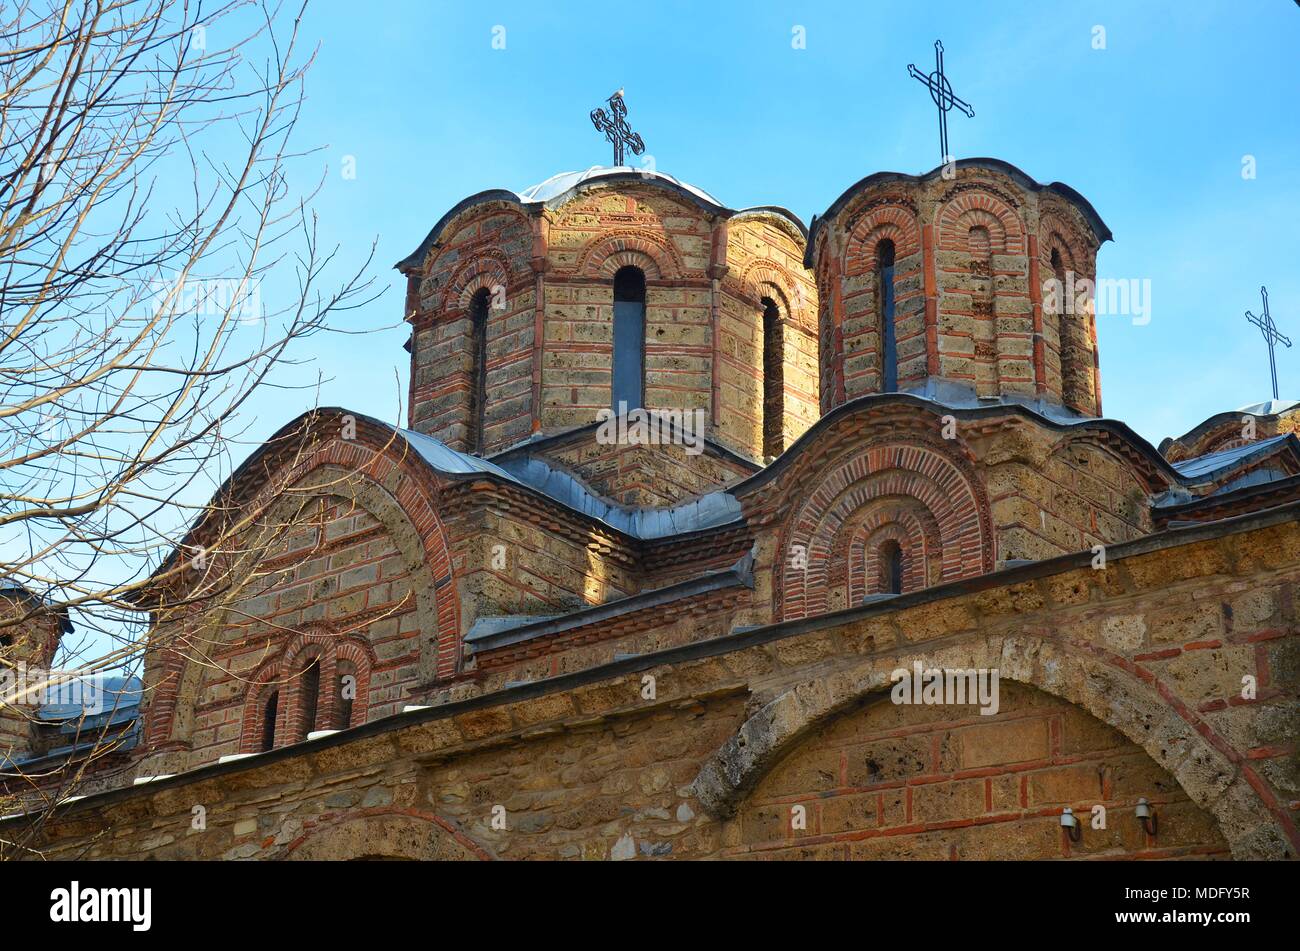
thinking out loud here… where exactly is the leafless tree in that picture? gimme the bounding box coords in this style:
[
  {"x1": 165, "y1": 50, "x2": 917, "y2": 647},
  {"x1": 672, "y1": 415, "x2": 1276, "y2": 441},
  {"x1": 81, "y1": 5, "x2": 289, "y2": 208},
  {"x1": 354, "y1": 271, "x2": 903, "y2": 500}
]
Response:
[{"x1": 0, "y1": 0, "x2": 388, "y2": 852}]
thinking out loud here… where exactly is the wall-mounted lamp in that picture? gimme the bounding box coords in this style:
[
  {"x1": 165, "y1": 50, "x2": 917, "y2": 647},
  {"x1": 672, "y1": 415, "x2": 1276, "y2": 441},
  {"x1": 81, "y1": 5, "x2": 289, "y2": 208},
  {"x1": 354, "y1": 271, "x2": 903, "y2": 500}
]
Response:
[
  {"x1": 1060, "y1": 806, "x2": 1081, "y2": 842},
  {"x1": 1135, "y1": 798, "x2": 1158, "y2": 837}
]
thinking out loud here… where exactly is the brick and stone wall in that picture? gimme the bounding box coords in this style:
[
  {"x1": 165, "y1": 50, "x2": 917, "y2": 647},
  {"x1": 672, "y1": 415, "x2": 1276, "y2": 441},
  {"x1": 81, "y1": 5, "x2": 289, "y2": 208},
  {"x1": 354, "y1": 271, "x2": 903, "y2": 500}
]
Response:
[
  {"x1": 12, "y1": 505, "x2": 1295, "y2": 860},
  {"x1": 813, "y1": 163, "x2": 1104, "y2": 417},
  {"x1": 0, "y1": 595, "x2": 62, "y2": 766},
  {"x1": 409, "y1": 203, "x2": 536, "y2": 453},
  {"x1": 734, "y1": 681, "x2": 1226, "y2": 859},
  {"x1": 402, "y1": 175, "x2": 820, "y2": 471}
]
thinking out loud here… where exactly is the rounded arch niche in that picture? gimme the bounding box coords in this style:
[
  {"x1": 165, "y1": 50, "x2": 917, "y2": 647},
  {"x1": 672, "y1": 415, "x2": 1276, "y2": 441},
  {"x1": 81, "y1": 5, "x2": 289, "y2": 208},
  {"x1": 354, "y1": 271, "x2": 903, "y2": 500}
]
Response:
[{"x1": 777, "y1": 439, "x2": 994, "y2": 620}]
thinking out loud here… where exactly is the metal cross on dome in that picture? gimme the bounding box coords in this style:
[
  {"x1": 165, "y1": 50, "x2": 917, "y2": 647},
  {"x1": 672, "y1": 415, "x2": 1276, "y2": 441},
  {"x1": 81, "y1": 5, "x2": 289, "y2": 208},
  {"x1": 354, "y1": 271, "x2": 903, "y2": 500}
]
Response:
[
  {"x1": 907, "y1": 40, "x2": 975, "y2": 166},
  {"x1": 1245, "y1": 285, "x2": 1292, "y2": 401},
  {"x1": 590, "y1": 88, "x2": 645, "y2": 168}
]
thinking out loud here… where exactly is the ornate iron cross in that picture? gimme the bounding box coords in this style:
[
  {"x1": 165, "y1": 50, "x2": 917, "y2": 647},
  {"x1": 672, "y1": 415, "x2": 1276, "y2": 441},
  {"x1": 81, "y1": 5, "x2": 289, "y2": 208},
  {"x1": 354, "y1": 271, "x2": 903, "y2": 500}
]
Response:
[
  {"x1": 1245, "y1": 285, "x2": 1292, "y2": 400},
  {"x1": 907, "y1": 40, "x2": 975, "y2": 165},
  {"x1": 590, "y1": 88, "x2": 645, "y2": 167}
]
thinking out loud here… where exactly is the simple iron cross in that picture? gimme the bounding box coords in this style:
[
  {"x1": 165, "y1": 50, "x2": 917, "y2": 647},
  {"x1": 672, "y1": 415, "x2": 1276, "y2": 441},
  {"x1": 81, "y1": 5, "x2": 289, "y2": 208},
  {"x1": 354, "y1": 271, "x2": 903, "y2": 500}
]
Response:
[
  {"x1": 907, "y1": 40, "x2": 975, "y2": 165},
  {"x1": 590, "y1": 88, "x2": 645, "y2": 167},
  {"x1": 1245, "y1": 285, "x2": 1292, "y2": 400}
]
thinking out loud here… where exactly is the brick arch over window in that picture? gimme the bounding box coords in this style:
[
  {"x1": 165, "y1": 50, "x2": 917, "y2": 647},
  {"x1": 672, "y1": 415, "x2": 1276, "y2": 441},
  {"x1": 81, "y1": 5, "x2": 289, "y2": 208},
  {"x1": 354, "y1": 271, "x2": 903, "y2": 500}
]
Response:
[
  {"x1": 739, "y1": 263, "x2": 797, "y2": 314},
  {"x1": 1039, "y1": 211, "x2": 1089, "y2": 274},
  {"x1": 276, "y1": 630, "x2": 376, "y2": 743},
  {"x1": 240, "y1": 659, "x2": 287, "y2": 754},
  {"x1": 442, "y1": 249, "x2": 516, "y2": 314},
  {"x1": 1040, "y1": 214, "x2": 1097, "y2": 414},
  {"x1": 146, "y1": 424, "x2": 459, "y2": 762},
  {"x1": 936, "y1": 190, "x2": 1025, "y2": 254},
  {"x1": 777, "y1": 441, "x2": 994, "y2": 620},
  {"x1": 577, "y1": 232, "x2": 679, "y2": 280},
  {"x1": 843, "y1": 203, "x2": 921, "y2": 275},
  {"x1": 842, "y1": 498, "x2": 942, "y2": 603}
]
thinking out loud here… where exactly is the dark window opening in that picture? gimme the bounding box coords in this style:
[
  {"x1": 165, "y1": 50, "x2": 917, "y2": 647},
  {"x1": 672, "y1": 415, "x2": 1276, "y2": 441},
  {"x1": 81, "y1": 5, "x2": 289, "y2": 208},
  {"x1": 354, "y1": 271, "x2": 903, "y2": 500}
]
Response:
[
  {"x1": 300, "y1": 659, "x2": 320, "y2": 739},
  {"x1": 877, "y1": 240, "x2": 897, "y2": 391},
  {"x1": 261, "y1": 691, "x2": 279, "y2": 752},
  {"x1": 335, "y1": 661, "x2": 356, "y2": 730},
  {"x1": 880, "y1": 540, "x2": 904, "y2": 595},
  {"x1": 1051, "y1": 248, "x2": 1070, "y2": 390},
  {"x1": 761, "y1": 297, "x2": 784, "y2": 459},
  {"x1": 466, "y1": 288, "x2": 490, "y2": 454},
  {"x1": 612, "y1": 266, "x2": 646, "y2": 412}
]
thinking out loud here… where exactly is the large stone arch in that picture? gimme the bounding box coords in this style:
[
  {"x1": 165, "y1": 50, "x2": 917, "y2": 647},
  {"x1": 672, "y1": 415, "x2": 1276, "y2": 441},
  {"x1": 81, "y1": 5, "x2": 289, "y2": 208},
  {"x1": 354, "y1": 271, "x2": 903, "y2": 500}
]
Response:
[
  {"x1": 690, "y1": 631, "x2": 1288, "y2": 859},
  {"x1": 278, "y1": 809, "x2": 494, "y2": 861}
]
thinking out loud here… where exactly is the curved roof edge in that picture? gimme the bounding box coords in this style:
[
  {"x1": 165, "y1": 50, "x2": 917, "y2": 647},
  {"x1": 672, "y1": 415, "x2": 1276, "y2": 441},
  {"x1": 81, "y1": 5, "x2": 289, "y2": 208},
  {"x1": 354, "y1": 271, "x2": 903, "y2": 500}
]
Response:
[
  {"x1": 396, "y1": 168, "x2": 735, "y2": 274},
  {"x1": 804, "y1": 157, "x2": 1113, "y2": 268},
  {"x1": 730, "y1": 206, "x2": 809, "y2": 240},
  {"x1": 1159, "y1": 400, "x2": 1300, "y2": 454},
  {"x1": 143, "y1": 408, "x2": 747, "y2": 594},
  {"x1": 731, "y1": 391, "x2": 1190, "y2": 497}
]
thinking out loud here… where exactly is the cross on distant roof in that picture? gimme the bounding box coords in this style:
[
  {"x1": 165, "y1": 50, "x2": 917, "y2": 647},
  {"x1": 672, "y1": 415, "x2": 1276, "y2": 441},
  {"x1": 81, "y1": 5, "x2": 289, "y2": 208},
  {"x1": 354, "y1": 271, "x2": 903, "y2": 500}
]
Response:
[
  {"x1": 907, "y1": 40, "x2": 975, "y2": 166},
  {"x1": 590, "y1": 89, "x2": 645, "y2": 168},
  {"x1": 1245, "y1": 285, "x2": 1292, "y2": 401}
]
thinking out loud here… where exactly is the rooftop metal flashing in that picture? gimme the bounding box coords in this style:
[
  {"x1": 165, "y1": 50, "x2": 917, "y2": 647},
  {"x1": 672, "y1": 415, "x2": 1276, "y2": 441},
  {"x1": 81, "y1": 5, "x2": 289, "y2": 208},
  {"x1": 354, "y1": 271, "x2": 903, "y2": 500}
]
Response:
[
  {"x1": 1159, "y1": 399, "x2": 1300, "y2": 454},
  {"x1": 1167, "y1": 434, "x2": 1300, "y2": 484}
]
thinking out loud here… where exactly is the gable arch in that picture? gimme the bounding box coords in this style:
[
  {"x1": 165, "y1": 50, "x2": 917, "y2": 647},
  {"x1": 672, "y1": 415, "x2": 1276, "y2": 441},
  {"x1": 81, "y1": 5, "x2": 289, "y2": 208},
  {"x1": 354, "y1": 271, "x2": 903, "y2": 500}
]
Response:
[{"x1": 145, "y1": 426, "x2": 459, "y2": 767}]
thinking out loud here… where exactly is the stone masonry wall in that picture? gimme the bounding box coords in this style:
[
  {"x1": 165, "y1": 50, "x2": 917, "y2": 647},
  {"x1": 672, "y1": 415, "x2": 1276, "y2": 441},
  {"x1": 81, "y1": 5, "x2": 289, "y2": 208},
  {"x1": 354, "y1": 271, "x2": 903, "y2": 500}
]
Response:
[
  {"x1": 814, "y1": 165, "x2": 1102, "y2": 417},
  {"x1": 22, "y1": 506, "x2": 1292, "y2": 861}
]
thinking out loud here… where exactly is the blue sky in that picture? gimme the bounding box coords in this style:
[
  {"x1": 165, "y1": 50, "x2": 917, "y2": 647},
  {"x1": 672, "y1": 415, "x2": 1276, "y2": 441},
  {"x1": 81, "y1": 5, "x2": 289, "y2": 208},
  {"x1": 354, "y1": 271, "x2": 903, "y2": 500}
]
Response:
[
  {"x1": 24, "y1": 0, "x2": 1300, "y2": 667},
  {"x1": 237, "y1": 0, "x2": 1300, "y2": 448}
]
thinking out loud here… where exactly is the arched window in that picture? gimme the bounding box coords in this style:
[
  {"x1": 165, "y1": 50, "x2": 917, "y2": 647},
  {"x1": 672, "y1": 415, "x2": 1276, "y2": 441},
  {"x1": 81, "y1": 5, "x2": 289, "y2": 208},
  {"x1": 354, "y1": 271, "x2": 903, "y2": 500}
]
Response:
[
  {"x1": 1050, "y1": 247, "x2": 1071, "y2": 393},
  {"x1": 299, "y1": 659, "x2": 321, "y2": 740},
  {"x1": 879, "y1": 539, "x2": 904, "y2": 595},
  {"x1": 876, "y1": 240, "x2": 897, "y2": 391},
  {"x1": 612, "y1": 266, "x2": 646, "y2": 412},
  {"x1": 260, "y1": 691, "x2": 279, "y2": 752},
  {"x1": 761, "y1": 297, "x2": 784, "y2": 459},
  {"x1": 466, "y1": 288, "x2": 490, "y2": 454},
  {"x1": 334, "y1": 660, "x2": 356, "y2": 730},
  {"x1": 969, "y1": 226, "x2": 995, "y2": 375}
]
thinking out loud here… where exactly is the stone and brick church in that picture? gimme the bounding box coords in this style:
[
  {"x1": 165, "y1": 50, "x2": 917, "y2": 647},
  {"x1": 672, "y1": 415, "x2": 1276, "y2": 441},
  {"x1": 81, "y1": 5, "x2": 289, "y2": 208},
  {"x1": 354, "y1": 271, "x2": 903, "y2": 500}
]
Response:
[{"x1": 3, "y1": 159, "x2": 1298, "y2": 861}]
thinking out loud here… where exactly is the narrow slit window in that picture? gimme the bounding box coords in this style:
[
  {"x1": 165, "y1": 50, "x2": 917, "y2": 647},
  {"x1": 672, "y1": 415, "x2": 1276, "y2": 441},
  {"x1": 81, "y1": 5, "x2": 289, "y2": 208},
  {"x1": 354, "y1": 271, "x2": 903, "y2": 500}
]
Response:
[
  {"x1": 261, "y1": 691, "x2": 279, "y2": 752},
  {"x1": 335, "y1": 661, "x2": 356, "y2": 730},
  {"x1": 467, "y1": 288, "x2": 490, "y2": 453},
  {"x1": 300, "y1": 659, "x2": 320, "y2": 739},
  {"x1": 1051, "y1": 248, "x2": 1070, "y2": 391},
  {"x1": 612, "y1": 266, "x2": 646, "y2": 412},
  {"x1": 877, "y1": 241, "x2": 897, "y2": 391},
  {"x1": 880, "y1": 540, "x2": 904, "y2": 595},
  {"x1": 761, "y1": 297, "x2": 784, "y2": 459}
]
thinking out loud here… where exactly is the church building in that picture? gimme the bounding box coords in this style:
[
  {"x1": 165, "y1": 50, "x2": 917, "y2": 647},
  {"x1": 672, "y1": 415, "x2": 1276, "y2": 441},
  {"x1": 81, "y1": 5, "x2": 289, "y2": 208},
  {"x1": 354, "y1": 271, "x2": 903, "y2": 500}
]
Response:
[{"x1": 3, "y1": 159, "x2": 1297, "y2": 861}]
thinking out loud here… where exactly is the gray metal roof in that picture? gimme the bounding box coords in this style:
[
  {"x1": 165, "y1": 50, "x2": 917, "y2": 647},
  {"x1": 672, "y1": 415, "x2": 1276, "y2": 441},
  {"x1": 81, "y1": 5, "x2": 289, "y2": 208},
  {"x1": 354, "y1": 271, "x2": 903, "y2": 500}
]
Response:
[
  {"x1": 400, "y1": 427, "x2": 744, "y2": 540},
  {"x1": 1235, "y1": 399, "x2": 1299, "y2": 416},
  {"x1": 518, "y1": 167, "x2": 723, "y2": 207},
  {"x1": 1170, "y1": 435, "x2": 1293, "y2": 481}
]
